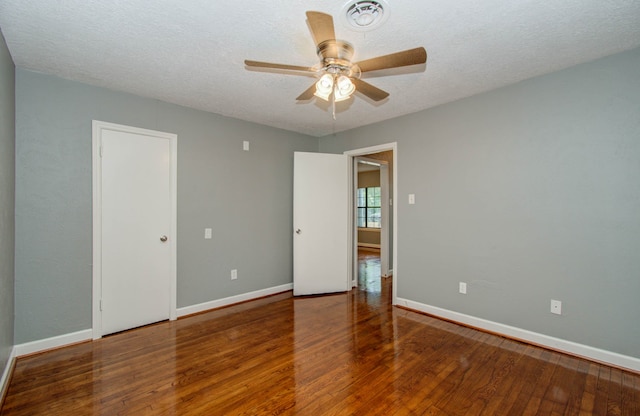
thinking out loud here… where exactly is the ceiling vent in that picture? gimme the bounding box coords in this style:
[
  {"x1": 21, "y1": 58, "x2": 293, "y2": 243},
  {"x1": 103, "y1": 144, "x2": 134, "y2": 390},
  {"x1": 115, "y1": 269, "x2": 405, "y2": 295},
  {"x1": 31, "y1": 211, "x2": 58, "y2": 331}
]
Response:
[{"x1": 342, "y1": 0, "x2": 389, "y2": 31}]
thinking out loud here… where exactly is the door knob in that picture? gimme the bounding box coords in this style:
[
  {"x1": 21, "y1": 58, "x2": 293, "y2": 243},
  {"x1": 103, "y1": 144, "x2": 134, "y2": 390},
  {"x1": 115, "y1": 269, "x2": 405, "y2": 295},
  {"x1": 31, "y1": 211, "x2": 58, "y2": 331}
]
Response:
[
  {"x1": 295, "y1": 229, "x2": 302, "y2": 234},
  {"x1": 160, "y1": 235, "x2": 168, "y2": 242}
]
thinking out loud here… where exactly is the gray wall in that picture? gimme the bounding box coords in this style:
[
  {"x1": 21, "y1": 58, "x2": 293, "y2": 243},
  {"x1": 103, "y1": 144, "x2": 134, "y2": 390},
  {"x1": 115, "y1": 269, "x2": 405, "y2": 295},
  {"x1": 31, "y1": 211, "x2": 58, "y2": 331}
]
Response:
[
  {"x1": 11, "y1": 44, "x2": 640, "y2": 359},
  {"x1": 15, "y1": 70, "x2": 316, "y2": 343},
  {"x1": 320, "y1": 48, "x2": 640, "y2": 358},
  {"x1": 0, "y1": 30, "x2": 15, "y2": 380}
]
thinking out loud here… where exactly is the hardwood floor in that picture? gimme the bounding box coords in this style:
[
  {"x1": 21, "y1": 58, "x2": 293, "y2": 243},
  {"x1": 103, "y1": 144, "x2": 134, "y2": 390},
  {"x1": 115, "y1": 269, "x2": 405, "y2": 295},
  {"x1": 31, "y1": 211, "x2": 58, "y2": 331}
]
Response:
[{"x1": 2, "y1": 252, "x2": 638, "y2": 415}]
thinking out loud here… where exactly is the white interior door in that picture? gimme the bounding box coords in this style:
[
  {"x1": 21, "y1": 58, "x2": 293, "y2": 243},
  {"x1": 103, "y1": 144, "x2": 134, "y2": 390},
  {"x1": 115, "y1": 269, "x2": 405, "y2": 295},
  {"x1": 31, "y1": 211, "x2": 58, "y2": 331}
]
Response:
[
  {"x1": 293, "y1": 152, "x2": 349, "y2": 296},
  {"x1": 93, "y1": 121, "x2": 176, "y2": 337}
]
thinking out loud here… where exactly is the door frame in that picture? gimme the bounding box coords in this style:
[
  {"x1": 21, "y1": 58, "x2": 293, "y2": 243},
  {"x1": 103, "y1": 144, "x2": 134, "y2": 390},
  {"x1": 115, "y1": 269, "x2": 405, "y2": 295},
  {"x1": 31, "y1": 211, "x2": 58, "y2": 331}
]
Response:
[
  {"x1": 345, "y1": 142, "x2": 398, "y2": 305},
  {"x1": 91, "y1": 120, "x2": 178, "y2": 339}
]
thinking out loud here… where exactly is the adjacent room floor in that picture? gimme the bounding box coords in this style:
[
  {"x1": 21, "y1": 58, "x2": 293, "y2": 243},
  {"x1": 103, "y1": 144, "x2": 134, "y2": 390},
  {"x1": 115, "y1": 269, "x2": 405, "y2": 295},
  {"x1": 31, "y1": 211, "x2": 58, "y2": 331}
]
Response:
[{"x1": 2, "y1": 251, "x2": 638, "y2": 414}]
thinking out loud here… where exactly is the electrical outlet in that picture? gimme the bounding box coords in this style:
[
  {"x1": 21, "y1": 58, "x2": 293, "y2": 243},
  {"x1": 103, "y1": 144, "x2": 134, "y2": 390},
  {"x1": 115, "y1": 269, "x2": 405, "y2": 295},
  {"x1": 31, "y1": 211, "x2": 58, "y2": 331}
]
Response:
[
  {"x1": 550, "y1": 299, "x2": 562, "y2": 315},
  {"x1": 459, "y1": 282, "x2": 467, "y2": 294},
  {"x1": 231, "y1": 269, "x2": 238, "y2": 280}
]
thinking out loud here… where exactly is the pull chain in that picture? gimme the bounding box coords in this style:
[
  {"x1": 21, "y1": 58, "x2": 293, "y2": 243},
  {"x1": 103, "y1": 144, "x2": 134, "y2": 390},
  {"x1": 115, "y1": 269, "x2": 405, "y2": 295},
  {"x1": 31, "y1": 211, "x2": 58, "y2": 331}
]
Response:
[
  {"x1": 332, "y1": 95, "x2": 336, "y2": 120},
  {"x1": 331, "y1": 74, "x2": 337, "y2": 120}
]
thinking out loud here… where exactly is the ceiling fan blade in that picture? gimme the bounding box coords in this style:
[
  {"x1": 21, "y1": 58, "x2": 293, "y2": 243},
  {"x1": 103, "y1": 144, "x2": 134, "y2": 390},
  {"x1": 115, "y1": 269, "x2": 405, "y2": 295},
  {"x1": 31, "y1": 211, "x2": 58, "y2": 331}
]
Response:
[
  {"x1": 306, "y1": 11, "x2": 336, "y2": 46},
  {"x1": 296, "y1": 83, "x2": 317, "y2": 101},
  {"x1": 355, "y1": 47, "x2": 427, "y2": 73},
  {"x1": 352, "y1": 78, "x2": 389, "y2": 101},
  {"x1": 244, "y1": 60, "x2": 315, "y2": 73}
]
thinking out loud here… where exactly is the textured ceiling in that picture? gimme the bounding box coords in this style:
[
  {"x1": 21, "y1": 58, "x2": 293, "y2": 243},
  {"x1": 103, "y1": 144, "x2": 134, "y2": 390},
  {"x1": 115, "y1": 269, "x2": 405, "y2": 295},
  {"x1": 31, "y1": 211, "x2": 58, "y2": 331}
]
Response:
[{"x1": 1, "y1": 1, "x2": 639, "y2": 137}]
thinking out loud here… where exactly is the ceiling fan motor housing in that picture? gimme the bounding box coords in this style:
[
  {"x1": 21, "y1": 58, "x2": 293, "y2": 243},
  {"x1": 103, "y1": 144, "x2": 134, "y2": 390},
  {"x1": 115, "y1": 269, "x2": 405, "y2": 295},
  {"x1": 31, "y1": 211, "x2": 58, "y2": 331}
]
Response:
[{"x1": 317, "y1": 40, "x2": 359, "y2": 77}]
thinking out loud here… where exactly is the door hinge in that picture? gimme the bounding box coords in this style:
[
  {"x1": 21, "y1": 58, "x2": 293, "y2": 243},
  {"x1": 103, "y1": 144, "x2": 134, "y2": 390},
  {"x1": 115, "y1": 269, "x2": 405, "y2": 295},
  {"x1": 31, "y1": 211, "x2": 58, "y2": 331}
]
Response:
[
  {"x1": 99, "y1": 299, "x2": 103, "y2": 311},
  {"x1": 99, "y1": 145, "x2": 103, "y2": 157}
]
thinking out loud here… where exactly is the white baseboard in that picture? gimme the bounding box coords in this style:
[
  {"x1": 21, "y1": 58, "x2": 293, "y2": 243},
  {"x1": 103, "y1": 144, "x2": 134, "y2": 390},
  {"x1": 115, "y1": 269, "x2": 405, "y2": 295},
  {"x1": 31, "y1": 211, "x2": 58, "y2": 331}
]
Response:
[
  {"x1": 13, "y1": 329, "x2": 93, "y2": 358},
  {"x1": 177, "y1": 283, "x2": 293, "y2": 317},
  {"x1": 396, "y1": 297, "x2": 640, "y2": 373},
  {"x1": 1, "y1": 346, "x2": 16, "y2": 402},
  {"x1": 7, "y1": 285, "x2": 292, "y2": 362}
]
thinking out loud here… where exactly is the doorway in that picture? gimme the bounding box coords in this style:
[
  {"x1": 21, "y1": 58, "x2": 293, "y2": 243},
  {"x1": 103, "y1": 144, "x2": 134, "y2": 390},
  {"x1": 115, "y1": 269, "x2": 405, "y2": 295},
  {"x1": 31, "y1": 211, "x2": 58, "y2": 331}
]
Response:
[
  {"x1": 355, "y1": 157, "x2": 386, "y2": 294},
  {"x1": 92, "y1": 121, "x2": 178, "y2": 338},
  {"x1": 345, "y1": 143, "x2": 397, "y2": 305}
]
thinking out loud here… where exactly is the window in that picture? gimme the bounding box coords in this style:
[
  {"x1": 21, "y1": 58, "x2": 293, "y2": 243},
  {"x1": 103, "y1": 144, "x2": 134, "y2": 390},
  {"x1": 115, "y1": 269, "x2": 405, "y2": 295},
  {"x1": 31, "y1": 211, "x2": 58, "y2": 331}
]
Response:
[{"x1": 357, "y1": 187, "x2": 381, "y2": 228}]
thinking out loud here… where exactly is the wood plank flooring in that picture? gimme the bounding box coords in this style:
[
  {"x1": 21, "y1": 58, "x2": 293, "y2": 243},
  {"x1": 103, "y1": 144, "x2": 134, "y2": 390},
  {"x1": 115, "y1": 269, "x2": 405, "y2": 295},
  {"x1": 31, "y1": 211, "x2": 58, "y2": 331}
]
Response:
[{"x1": 2, "y1": 252, "x2": 639, "y2": 415}]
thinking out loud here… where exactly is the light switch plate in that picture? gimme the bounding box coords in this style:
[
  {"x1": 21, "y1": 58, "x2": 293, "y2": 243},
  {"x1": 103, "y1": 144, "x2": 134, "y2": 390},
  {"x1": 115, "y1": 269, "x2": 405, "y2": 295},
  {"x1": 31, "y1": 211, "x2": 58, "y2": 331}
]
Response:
[
  {"x1": 243, "y1": 141, "x2": 250, "y2": 151},
  {"x1": 204, "y1": 228, "x2": 212, "y2": 239},
  {"x1": 408, "y1": 194, "x2": 415, "y2": 204}
]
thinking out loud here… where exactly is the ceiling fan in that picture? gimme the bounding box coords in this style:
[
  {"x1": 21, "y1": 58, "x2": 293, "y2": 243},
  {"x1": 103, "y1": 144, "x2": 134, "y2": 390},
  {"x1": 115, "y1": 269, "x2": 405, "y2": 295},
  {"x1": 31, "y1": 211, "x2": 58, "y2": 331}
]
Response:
[{"x1": 244, "y1": 11, "x2": 427, "y2": 118}]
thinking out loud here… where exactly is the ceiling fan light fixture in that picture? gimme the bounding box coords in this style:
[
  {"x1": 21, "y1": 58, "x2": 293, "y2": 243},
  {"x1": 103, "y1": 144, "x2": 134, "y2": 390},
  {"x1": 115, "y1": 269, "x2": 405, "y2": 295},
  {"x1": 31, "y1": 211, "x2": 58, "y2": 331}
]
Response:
[
  {"x1": 314, "y1": 74, "x2": 334, "y2": 101},
  {"x1": 334, "y1": 75, "x2": 355, "y2": 102},
  {"x1": 334, "y1": 92, "x2": 351, "y2": 103}
]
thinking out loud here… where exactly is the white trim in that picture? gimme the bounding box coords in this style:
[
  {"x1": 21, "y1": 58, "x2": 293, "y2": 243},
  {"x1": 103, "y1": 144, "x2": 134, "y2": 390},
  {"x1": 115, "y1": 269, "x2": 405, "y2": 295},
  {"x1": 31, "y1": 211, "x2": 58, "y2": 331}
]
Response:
[
  {"x1": 1, "y1": 347, "x2": 16, "y2": 402},
  {"x1": 350, "y1": 156, "x2": 358, "y2": 288},
  {"x1": 13, "y1": 329, "x2": 93, "y2": 358},
  {"x1": 344, "y1": 143, "x2": 398, "y2": 304},
  {"x1": 92, "y1": 120, "x2": 178, "y2": 339},
  {"x1": 5, "y1": 284, "x2": 290, "y2": 362},
  {"x1": 396, "y1": 297, "x2": 640, "y2": 372},
  {"x1": 91, "y1": 122, "x2": 101, "y2": 339},
  {"x1": 177, "y1": 284, "x2": 293, "y2": 318},
  {"x1": 379, "y1": 163, "x2": 390, "y2": 277}
]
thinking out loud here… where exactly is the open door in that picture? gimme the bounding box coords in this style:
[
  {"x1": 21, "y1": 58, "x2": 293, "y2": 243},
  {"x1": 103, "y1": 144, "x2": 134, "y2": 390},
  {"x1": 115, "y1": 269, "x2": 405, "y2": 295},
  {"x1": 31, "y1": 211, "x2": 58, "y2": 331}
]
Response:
[{"x1": 293, "y1": 152, "x2": 349, "y2": 296}]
